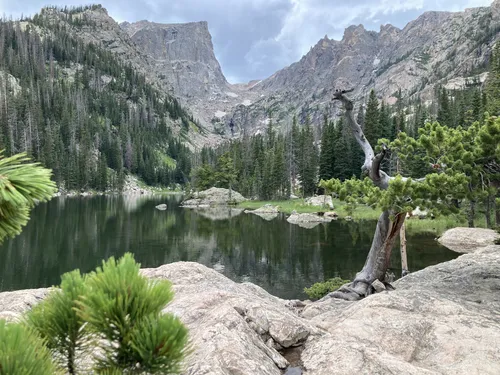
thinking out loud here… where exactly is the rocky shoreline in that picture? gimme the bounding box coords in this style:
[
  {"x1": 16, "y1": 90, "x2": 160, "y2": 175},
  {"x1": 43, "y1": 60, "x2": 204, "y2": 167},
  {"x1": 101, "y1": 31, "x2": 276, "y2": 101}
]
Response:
[{"x1": 1, "y1": 228, "x2": 499, "y2": 374}]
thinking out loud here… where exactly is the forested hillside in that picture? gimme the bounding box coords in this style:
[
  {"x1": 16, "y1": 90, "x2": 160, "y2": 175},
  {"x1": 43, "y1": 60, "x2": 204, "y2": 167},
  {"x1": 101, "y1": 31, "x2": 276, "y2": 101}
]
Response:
[
  {"x1": 0, "y1": 5, "x2": 193, "y2": 191},
  {"x1": 192, "y1": 57, "x2": 494, "y2": 201}
]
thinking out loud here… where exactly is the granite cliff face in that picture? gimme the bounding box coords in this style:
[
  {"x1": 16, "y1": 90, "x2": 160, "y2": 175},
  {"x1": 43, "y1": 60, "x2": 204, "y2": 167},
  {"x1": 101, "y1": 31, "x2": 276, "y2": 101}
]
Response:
[{"x1": 121, "y1": 20, "x2": 228, "y2": 99}]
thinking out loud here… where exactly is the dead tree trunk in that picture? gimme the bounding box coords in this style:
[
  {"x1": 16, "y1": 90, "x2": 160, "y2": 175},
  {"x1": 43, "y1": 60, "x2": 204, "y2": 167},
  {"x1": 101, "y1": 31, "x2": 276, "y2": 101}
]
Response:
[{"x1": 326, "y1": 89, "x2": 406, "y2": 301}]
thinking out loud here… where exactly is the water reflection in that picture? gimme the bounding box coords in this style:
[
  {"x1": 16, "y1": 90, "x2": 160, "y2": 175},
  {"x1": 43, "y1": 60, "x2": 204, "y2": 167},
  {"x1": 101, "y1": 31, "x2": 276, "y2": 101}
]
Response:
[{"x1": 0, "y1": 195, "x2": 458, "y2": 299}]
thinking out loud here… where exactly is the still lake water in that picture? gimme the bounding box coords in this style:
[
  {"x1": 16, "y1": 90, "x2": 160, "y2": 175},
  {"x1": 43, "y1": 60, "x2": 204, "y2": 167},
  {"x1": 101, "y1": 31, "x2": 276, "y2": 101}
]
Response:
[{"x1": 0, "y1": 195, "x2": 458, "y2": 299}]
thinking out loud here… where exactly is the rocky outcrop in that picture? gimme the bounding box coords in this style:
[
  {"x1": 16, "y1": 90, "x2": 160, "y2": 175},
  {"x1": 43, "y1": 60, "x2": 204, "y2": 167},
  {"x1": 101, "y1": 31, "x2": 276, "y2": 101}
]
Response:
[
  {"x1": 305, "y1": 196, "x2": 334, "y2": 209},
  {"x1": 181, "y1": 187, "x2": 247, "y2": 207},
  {"x1": 121, "y1": 21, "x2": 228, "y2": 101},
  {"x1": 287, "y1": 212, "x2": 332, "y2": 229},
  {"x1": 438, "y1": 227, "x2": 500, "y2": 253},
  {"x1": 1, "y1": 245, "x2": 500, "y2": 374},
  {"x1": 301, "y1": 245, "x2": 500, "y2": 375}
]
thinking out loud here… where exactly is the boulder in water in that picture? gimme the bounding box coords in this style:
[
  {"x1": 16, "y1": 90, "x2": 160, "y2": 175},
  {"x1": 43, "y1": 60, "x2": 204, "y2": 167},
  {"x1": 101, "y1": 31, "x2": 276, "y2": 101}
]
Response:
[{"x1": 155, "y1": 204, "x2": 167, "y2": 210}]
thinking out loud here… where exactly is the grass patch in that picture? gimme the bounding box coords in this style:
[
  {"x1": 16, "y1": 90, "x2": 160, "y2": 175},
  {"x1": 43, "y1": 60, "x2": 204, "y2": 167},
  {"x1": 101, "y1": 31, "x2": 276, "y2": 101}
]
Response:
[
  {"x1": 238, "y1": 198, "x2": 381, "y2": 219},
  {"x1": 240, "y1": 199, "x2": 489, "y2": 236},
  {"x1": 304, "y1": 277, "x2": 351, "y2": 300}
]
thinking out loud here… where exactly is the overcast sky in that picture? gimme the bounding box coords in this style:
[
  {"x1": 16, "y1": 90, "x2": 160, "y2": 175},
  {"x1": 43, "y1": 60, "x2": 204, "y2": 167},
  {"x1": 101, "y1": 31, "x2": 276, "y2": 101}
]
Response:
[{"x1": 0, "y1": 0, "x2": 494, "y2": 83}]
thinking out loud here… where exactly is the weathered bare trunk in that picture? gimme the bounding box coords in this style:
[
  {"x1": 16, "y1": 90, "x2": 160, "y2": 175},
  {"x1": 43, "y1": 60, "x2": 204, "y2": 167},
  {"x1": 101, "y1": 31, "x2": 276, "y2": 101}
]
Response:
[
  {"x1": 325, "y1": 89, "x2": 406, "y2": 301},
  {"x1": 400, "y1": 222, "x2": 409, "y2": 276},
  {"x1": 397, "y1": 158, "x2": 409, "y2": 277},
  {"x1": 485, "y1": 195, "x2": 492, "y2": 229},
  {"x1": 468, "y1": 200, "x2": 475, "y2": 228}
]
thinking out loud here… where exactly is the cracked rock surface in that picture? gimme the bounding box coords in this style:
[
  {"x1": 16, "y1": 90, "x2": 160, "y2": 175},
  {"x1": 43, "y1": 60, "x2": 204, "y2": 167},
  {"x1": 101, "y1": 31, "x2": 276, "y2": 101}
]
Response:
[{"x1": 1, "y1": 245, "x2": 499, "y2": 374}]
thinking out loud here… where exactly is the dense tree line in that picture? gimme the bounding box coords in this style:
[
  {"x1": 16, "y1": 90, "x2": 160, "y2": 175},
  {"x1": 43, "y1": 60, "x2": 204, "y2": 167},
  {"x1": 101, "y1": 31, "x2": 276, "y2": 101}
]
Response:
[
  {"x1": 0, "y1": 7, "x2": 193, "y2": 191},
  {"x1": 192, "y1": 116, "x2": 319, "y2": 199}
]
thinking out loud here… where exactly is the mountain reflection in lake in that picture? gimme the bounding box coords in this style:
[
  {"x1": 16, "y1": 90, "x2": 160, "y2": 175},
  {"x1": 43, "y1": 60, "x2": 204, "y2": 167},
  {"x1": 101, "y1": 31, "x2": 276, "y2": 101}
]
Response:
[{"x1": 0, "y1": 195, "x2": 458, "y2": 299}]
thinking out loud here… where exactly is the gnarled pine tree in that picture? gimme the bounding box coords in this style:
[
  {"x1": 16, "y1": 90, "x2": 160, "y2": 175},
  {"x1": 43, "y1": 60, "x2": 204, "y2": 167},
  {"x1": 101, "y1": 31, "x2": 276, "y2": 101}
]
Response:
[{"x1": 322, "y1": 89, "x2": 468, "y2": 301}]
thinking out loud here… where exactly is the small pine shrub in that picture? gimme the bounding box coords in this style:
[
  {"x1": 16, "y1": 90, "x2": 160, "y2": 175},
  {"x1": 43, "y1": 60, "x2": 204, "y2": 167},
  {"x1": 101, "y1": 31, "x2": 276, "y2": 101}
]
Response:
[
  {"x1": 77, "y1": 253, "x2": 188, "y2": 373},
  {"x1": 26, "y1": 270, "x2": 87, "y2": 375},
  {"x1": 304, "y1": 277, "x2": 351, "y2": 300},
  {"x1": 0, "y1": 320, "x2": 58, "y2": 375}
]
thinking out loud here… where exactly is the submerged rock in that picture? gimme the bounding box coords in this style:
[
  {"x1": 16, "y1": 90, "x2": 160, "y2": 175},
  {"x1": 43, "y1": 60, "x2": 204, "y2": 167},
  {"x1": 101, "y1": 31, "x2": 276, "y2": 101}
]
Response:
[
  {"x1": 181, "y1": 187, "x2": 247, "y2": 207},
  {"x1": 438, "y1": 227, "x2": 500, "y2": 253},
  {"x1": 287, "y1": 212, "x2": 332, "y2": 229},
  {"x1": 155, "y1": 203, "x2": 167, "y2": 210},
  {"x1": 195, "y1": 206, "x2": 244, "y2": 220},
  {"x1": 246, "y1": 204, "x2": 280, "y2": 221}
]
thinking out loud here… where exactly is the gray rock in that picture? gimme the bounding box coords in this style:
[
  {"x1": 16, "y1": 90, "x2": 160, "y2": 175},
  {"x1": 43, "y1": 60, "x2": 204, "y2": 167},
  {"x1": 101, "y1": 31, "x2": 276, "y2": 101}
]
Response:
[
  {"x1": 438, "y1": 227, "x2": 500, "y2": 253},
  {"x1": 305, "y1": 196, "x2": 334, "y2": 209},
  {"x1": 155, "y1": 204, "x2": 167, "y2": 210},
  {"x1": 300, "y1": 245, "x2": 500, "y2": 375},
  {"x1": 323, "y1": 211, "x2": 338, "y2": 218},
  {"x1": 284, "y1": 367, "x2": 302, "y2": 375},
  {"x1": 2, "y1": 245, "x2": 500, "y2": 375},
  {"x1": 246, "y1": 204, "x2": 280, "y2": 221},
  {"x1": 287, "y1": 213, "x2": 332, "y2": 229},
  {"x1": 371, "y1": 279, "x2": 386, "y2": 293},
  {"x1": 181, "y1": 187, "x2": 247, "y2": 207}
]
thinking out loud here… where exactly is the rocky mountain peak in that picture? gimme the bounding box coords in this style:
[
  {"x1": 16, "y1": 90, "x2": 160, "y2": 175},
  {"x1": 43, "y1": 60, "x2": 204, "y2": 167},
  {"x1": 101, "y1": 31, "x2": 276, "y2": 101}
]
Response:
[{"x1": 121, "y1": 19, "x2": 228, "y2": 100}]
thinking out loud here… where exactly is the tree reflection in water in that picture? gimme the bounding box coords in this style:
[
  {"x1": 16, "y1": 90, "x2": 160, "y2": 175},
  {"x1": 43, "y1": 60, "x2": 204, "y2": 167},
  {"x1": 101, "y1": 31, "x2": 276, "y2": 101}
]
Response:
[{"x1": 0, "y1": 196, "x2": 458, "y2": 299}]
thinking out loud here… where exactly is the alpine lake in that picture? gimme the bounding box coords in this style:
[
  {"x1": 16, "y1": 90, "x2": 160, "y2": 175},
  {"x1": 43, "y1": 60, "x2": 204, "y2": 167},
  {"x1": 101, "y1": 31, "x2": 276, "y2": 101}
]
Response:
[{"x1": 0, "y1": 194, "x2": 458, "y2": 300}]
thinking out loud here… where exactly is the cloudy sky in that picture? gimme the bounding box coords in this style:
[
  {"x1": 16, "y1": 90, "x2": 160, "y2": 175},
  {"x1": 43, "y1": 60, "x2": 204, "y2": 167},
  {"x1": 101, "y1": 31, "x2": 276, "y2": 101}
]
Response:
[{"x1": 0, "y1": 0, "x2": 494, "y2": 82}]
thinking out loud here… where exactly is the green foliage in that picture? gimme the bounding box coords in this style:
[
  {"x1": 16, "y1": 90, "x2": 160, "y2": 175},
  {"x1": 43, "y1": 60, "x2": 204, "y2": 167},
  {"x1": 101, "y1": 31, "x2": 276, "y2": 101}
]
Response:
[
  {"x1": 364, "y1": 89, "x2": 380, "y2": 145},
  {"x1": 0, "y1": 320, "x2": 59, "y2": 375},
  {"x1": 304, "y1": 277, "x2": 351, "y2": 300},
  {"x1": 0, "y1": 16, "x2": 192, "y2": 190},
  {"x1": 77, "y1": 253, "x2": 188, "y2": 373},
  {"x1": 0, "y1": 152, "x2": 56, "y2": 243},
  {"x1": 26, "y1": 270, "x2": 87, "y2": 374},
  {"x1": 486, "y1": 42, "x2": 500, "y2": 116},
  {"x1": 23, "y1": 253, "x2": 188, "y2": 374}
]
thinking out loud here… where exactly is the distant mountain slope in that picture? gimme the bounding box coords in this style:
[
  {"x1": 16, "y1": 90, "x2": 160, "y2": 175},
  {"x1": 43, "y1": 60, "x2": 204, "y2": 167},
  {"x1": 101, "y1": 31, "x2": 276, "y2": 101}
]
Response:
[
  {"x1": 0, "y1": 5, "x2": 195, "y2": 190},
  {"x1": 230, "y1": 0, "x2": 500, "y2": 134}
]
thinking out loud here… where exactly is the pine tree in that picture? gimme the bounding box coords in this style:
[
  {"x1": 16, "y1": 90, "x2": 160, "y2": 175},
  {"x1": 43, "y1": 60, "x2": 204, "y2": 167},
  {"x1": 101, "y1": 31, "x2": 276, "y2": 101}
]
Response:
[
  {"x1": 364, "y1": 89, "x2": 380, "y2": 145},
  {"x1": 332, "y1": 118, "x2": 351, "y2": 180},
  {"x1": 486, "y1": 42, "x2": 500, "y2": 116},
  {"x1": 319, "y1": 117, "x2": 335, "y2": 181},
  {"x1": 437, "y1": 87, "x2": 452, "y2": 127}
]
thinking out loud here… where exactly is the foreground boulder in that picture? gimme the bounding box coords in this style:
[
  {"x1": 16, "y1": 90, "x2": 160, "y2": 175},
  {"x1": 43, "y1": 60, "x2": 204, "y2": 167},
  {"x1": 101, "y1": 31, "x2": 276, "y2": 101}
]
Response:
[
  {"x1": 438, "y1": 227, "x2": 500, "y2": 253},
  {"x1": 301, "y1": 245, "x2": 500, "y2": 375},
  {"x1": 305, "y1": 195, "x2": 334, "y2": 209},
  {"x1": 1, "y1": 245, "x2": 500, "y2": 374},
  {"x1": 181, "y1": 187, "x2": 247, "y2": 207}
]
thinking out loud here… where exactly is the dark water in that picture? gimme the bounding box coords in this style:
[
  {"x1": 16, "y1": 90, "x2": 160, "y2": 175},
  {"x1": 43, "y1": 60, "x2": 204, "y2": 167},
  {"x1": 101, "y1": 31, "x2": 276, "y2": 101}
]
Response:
[{"x1": 0, "y1": 195, "x2": 458, "y2": 299}]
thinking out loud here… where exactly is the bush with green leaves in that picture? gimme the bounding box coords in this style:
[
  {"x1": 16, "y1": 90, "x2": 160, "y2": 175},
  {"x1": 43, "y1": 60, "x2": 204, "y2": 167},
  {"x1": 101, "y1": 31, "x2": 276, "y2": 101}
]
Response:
[
  {"x1": 26, "y1": 253, "x2": 188, "y2": 374},
  {"x1": 0, "y1": 320, "x2": 59, "y2": 375},
  {"x1": 304, "y1": 277, "x2": 351, "y2": 300}
]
